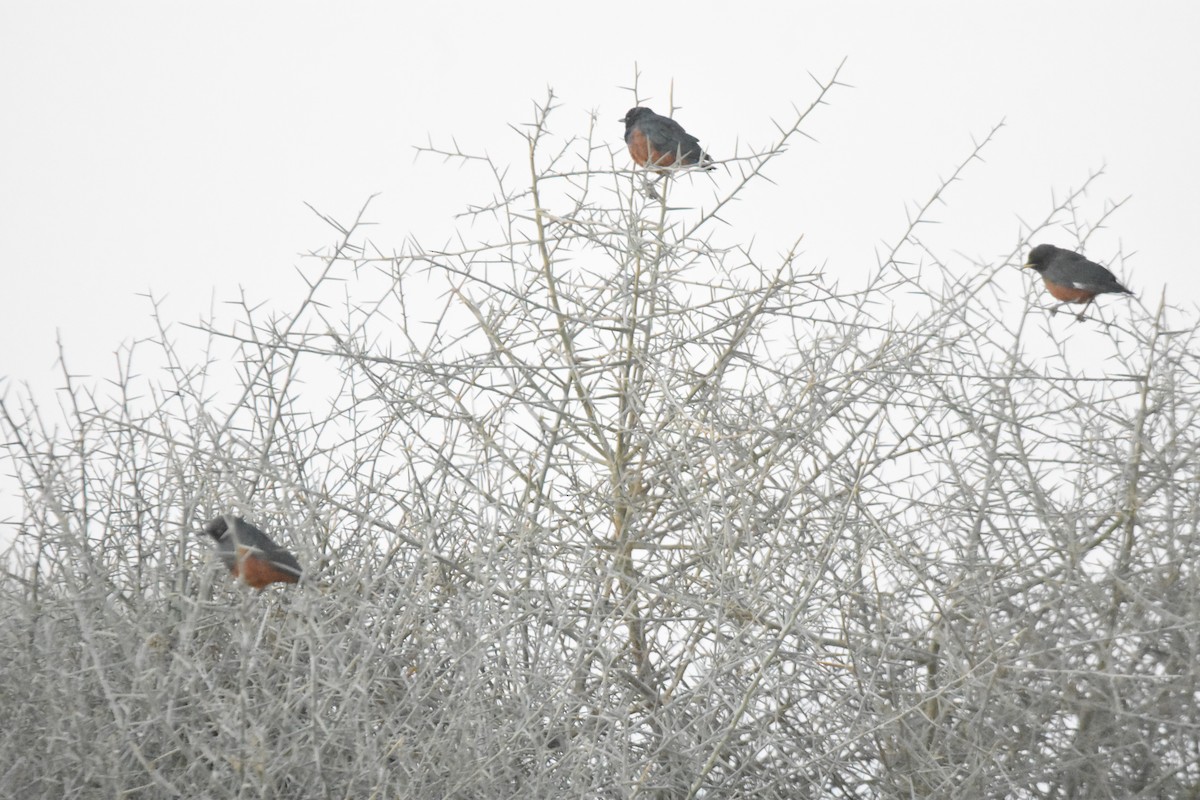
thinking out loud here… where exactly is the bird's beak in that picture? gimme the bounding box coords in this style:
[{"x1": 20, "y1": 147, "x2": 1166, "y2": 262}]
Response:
[
  {"x1": 1021, "y1": 262, "x2": 1034, "y2": 269},
  {"x1": 618, "y1": 117, "x2": 625, "y2": 123}
]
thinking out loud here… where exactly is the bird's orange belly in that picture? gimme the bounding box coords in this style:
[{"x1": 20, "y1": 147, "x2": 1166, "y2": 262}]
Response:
[
  {"x1": 234, "y1": 551, "x2": 300, "y2": 589},
  {"x1": 1044, "y1": 280, "x2": 1096, "y2": 303}
]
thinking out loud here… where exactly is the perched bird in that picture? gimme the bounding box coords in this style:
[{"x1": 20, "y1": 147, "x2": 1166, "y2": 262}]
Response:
[
  {"x1": 200, "y1": 514, "x2": 302, "y2": 589},
  {"x1": 620, "y1": 107, "x2": 715, "y2": 173},
  {"x1": 1023, "y1": 244, "x2": 1133, "y2": 320}
]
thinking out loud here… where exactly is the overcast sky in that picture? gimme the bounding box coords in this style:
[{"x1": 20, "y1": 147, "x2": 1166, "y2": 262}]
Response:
[{"x1": 3, "y1": 2, "x2": 1199, "y2": 391}]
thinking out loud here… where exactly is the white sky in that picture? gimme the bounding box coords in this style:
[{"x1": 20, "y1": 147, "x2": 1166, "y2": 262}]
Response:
[{"x1": 3, "y1": 2, "x2": 1199, "y2": 390}]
